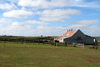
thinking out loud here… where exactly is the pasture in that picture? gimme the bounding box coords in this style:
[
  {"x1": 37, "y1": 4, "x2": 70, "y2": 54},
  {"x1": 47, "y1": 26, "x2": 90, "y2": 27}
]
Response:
[{"x1": 0, "y1": 42, "x2": 100, "y2": 67}]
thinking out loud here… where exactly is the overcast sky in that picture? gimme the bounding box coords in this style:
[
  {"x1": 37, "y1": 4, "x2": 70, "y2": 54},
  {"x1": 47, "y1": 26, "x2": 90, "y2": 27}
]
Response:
[{"x1": 0, "y1": 0, "x2": 100, "y2": 36}]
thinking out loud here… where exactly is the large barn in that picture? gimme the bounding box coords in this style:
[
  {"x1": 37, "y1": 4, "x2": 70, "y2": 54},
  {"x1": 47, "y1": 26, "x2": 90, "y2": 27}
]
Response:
[{"x1": 54, "y1": 29, "x2": 96, "y2": 45}]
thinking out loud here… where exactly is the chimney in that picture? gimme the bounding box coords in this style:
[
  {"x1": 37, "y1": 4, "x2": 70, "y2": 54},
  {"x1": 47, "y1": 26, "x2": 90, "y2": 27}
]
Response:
[{"x1": 71, "y1": 29, "x2": 73, "y2": 31}]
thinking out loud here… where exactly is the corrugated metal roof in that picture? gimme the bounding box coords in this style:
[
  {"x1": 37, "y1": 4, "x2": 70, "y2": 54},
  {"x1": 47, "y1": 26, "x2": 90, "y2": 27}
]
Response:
[{"x1": 55, "y1": 30, "x2": 78, "y2": 39}]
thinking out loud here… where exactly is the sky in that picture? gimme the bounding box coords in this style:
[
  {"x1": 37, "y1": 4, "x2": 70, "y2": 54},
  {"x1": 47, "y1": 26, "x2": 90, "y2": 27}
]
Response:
[{"x1": 0, "y1": 0, "x2": 100, "y2": 37}]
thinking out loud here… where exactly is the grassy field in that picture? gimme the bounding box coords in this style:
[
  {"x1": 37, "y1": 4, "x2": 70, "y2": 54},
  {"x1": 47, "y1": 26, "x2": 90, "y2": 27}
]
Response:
[{"x1": 0, "y1": 42, "x2": 100, "y2": 67}]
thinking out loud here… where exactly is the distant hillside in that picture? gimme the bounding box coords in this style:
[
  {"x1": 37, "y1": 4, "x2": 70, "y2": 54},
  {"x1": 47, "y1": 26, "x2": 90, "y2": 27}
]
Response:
[
  {"x1": 0, "y1": 35, "x2": 54, "y2": 39},
  {"x1": 0, "y1": 35, "x2": 54, "y2": 43},
  {"x1": 96, "y1": 37, "x2": 100, "y2": 41}
]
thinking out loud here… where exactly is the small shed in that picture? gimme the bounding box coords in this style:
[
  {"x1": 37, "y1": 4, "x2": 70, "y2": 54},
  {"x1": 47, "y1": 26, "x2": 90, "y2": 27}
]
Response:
[{"x1": 54, "y1": 29, "x2": 96, "y2": 45}]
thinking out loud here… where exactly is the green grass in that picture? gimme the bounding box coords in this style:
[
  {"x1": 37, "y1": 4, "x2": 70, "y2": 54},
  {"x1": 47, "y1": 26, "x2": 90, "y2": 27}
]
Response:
[{"x1": 0, "y1": 42, "x2": 100, "y2": 67}]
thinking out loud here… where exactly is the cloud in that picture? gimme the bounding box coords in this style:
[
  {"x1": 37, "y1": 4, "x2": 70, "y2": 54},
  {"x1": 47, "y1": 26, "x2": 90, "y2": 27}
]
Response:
[
  {"x1": 2, "y1": 22, "x2": 32, "y2": 36},
  {"x1": 8, "y1": 20, "x2": 48, "y2": 29},
  {"x1": 0, "y1": 20, "x2": 100, "y2": 36},
  {"x1": 0, "y1": 22, "x2": 33, "y2": 36},
  {"x1": 0, "y1": 20, "x2": 49, "y2": 36},
  {"x1": 76, "y1": 20, "x2": 100, "y2": 25},
  {"x1": 3, "y1": 10, "x2": 33, "y2": 18},
  {"x1": 35, "y1": 25, "x2": 65, "y2": 36},
  {"x1": 32, "y1": 20, "x2": 100, "y2": 36},
  {"x1": 0, "y1": 3, "x2": 17, "y2": 10},
  {"x1": 38, "y1": 9, "x2": 81, "y2": 22},
  {"x1": 18, "y1": 0, "x2": 67, "y2": 9},
  {"x1": 0, "y1": 18, "x2": 12, "y2": 23},
  {"x1": 0, "y1": 0, "x2": 100, "y2": 36},
  {"x1": 82, "y1": 26, "x2": 100, "y2": 36},
  {"x1": 18, "y1": 0, "x2": 100, "y2": 9},
  {"x1": 0, "y1": 20, "x2": 64, "y2": 36},
  {"x1": 0, "y1": 18, "x2": 13, "y2": 31},
  {"x1": 65, "y1": 20, "x2": 100, "y2": 36},
  {"x1": 25, "y1": 21, "x2": 48, "y2": 25},
  {"x1": 66, "y1": 20, "x2": 100, "y2": 29}
]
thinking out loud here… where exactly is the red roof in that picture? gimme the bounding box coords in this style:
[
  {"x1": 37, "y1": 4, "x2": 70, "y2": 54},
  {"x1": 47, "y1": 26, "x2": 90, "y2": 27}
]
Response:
[
  {"x1": 64, "y1": 30, "x2": 77, "y2": 37},
  {"x1": 55, "y1": 30, "x2": 78, "y2": 39},
  {"x1": 55, "y1": 36, "x2": 63, "y2": 39}
]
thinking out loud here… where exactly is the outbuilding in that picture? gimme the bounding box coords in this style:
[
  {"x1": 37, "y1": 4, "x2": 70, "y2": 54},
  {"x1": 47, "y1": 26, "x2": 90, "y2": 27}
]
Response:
[{"x1": 54, "y1": 29, "x2": 96, "y2": 45}]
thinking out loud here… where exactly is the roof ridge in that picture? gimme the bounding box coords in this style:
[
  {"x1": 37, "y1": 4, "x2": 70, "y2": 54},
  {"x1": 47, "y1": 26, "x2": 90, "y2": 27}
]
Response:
[{"x1": 55, "y1": 30, "x2": 79, "y2": 39}]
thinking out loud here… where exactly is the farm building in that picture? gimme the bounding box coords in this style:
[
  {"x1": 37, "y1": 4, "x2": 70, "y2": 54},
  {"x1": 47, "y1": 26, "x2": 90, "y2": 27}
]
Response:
[{"x1": 54, "y1": 29, "x2": 96, "y2": 45}]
